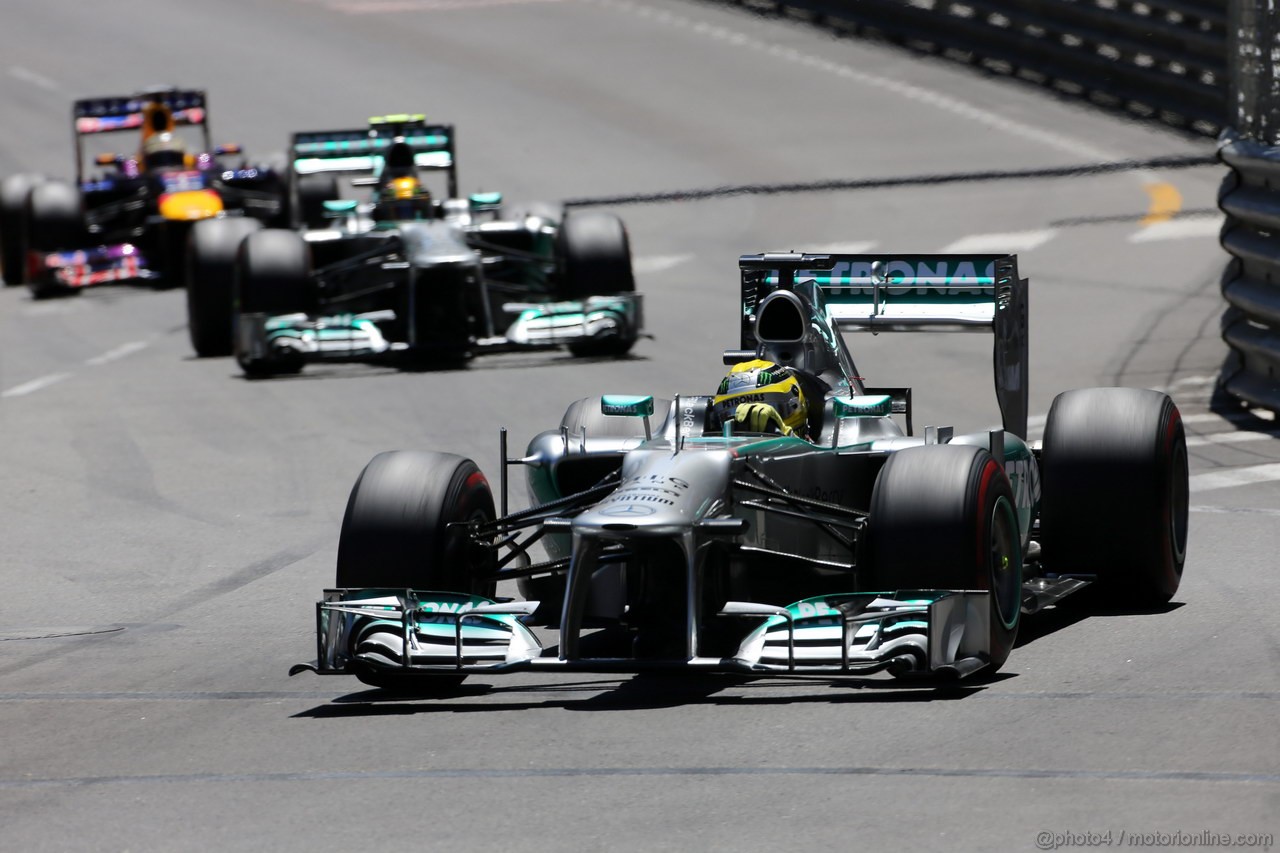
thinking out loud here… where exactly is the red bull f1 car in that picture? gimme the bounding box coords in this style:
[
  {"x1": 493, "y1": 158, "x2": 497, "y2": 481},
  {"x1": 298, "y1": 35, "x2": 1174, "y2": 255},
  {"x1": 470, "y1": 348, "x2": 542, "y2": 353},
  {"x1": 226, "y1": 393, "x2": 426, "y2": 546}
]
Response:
[
  {"x1": 184, "y1": 114, "x2": 641, "y2": 372},
  {"x1": 291, "y1": 251, "x2": 1188, "y2": 692},
  {"x1": 0, "y1": 87, "x2": 286, "y2": 297}
]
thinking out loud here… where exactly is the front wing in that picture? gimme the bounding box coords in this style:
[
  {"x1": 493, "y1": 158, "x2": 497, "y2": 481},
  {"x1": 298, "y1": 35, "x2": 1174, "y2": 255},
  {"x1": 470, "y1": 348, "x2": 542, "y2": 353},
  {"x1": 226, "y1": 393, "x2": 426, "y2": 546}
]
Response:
[
  {"x1": 31, "y1": 244, "x2": 155, "y2": 289},
  {"x1": 290, "y1": 588, "x2": 994, "y2": 681},
  {"x1": 239, "y1": 294, "x2": 643, "y2": 365}
]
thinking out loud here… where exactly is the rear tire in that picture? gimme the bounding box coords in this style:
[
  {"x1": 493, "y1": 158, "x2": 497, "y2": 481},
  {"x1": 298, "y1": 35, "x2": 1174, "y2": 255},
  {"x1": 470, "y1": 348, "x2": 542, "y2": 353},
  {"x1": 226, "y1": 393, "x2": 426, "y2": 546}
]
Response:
[
  {"x1": 234, "y1": 229, "x2": 310, "y2": 377},
  {"x1": 259, "y1": 152, "x2": 293, "y2": 228},
  {"x1": 187, "y1": 217, "x2": 263, "y2": 357},
  {"x1": 1039, "y1": 387, "x2": 1188, "y2": 608},
  {"x1": 295, "y1": 173, "x2": 340, "y2": 229},
  {"x1": 864, "y1": 444, "x2": 1022, "y2": 672},
  {"x1": 157, "y1": 220, "x2": 194, "y2": 288},
  {"x1": 1, "y1": 173, "x2": 42, "y2": 286}
]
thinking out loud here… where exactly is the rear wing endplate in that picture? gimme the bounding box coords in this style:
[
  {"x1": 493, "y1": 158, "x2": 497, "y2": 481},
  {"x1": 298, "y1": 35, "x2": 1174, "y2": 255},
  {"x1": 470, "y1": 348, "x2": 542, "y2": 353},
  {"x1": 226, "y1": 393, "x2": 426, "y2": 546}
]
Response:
[
  {"x1": 739, "y1": 253, "x2": 1028, "y2": 438},
  {"x1": 291, "y1": 119, "x2": 456, "y2": 196}
]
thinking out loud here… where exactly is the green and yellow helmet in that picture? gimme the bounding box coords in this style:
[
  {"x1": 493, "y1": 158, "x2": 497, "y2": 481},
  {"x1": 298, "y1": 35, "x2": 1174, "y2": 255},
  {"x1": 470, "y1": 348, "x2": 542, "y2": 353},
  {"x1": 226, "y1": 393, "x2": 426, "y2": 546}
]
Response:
[{"x1": 712, "y1": 359, "x2": 808, "y2": 434}]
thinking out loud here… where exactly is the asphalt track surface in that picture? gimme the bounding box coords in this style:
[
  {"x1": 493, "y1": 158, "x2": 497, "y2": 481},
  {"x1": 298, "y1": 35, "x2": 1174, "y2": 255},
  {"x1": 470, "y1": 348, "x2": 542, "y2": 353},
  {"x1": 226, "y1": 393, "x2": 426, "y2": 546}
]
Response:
[{"x1": 1, "y1": 1, "x2": 1277, "y2": 850}]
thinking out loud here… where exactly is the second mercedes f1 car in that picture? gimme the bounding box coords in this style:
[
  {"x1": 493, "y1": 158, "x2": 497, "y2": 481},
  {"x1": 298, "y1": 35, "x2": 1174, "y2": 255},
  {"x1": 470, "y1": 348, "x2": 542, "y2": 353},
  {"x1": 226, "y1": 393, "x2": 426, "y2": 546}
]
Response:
[
  {"x1": 184, "y1": 115, "x2": 642, "y2": 371},
  {"x1": 291, "y1": 250, "x2": 1188, "y2": 692}
]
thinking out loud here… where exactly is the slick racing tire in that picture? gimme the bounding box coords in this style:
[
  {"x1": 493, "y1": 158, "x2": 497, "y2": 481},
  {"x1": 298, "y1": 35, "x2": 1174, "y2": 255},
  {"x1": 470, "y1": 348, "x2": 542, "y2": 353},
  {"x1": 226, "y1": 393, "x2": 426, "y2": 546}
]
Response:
[
  {"x1": 295, "y1": 173, "x2": 340, "y2": 230},
  {"x1": 557, "y1": 212, "x2": 635, "y2": 297},
  {"x1": 336, "y1": 450, "x2": 497, "y2": 597},
  {"x1": 259, "y1": 151, "x2": 293, "y2": 228},
  {"x1": 557, "y1": 212, "x2": 637, "y2": 357},
  {"x1": 1, "y1": 173, "x2": 43, "y2": 286},
  {"x1": 158, "y1": 220, "x2": 195, "y2": 289},
  {"x1": 234, "y1": 229, "x2": 310, "y2": 377},
  {"x1": 26, "y1": 181, "x2": 86, "y2": 299},
  {"x1": 864, "y1": 444, "x2": 1022, "y2": 674},
  {"x1": 187, "y1": 217, "x2": 263, "y2": 357},
  {"x1": 1039, "y1": 387, "x2": 1188, "y2": 609},
  {"x1": 336, "y1": 452, "x2": 497, "y2": 691}
]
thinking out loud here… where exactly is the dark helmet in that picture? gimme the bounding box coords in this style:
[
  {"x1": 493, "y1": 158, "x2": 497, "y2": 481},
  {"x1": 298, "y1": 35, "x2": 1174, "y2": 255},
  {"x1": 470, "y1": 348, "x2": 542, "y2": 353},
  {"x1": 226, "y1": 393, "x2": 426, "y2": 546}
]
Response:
[{"x1": 142, "y1": 131, "x2": 187, "y2": 170}]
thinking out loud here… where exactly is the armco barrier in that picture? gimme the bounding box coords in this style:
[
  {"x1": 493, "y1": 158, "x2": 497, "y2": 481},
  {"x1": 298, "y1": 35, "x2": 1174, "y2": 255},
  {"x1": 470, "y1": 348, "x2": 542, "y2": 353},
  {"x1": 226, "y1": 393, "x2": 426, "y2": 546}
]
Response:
[
  {"x1": 715, "y1": 0, "x2": 1228, "y2": 134},
  {"x1": 1218, "y1": 129, "x2": 1280, "y2": 409}
]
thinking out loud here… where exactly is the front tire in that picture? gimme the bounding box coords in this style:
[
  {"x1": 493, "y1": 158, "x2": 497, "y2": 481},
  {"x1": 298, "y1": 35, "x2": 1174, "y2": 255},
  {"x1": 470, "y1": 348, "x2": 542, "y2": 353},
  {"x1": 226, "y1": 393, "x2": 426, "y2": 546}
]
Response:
[
  {"x1": 234, "y1": 229, "x2": 310, "y2": 377},
  {"x1": 1, "y1": 173, "x2": 42, "y2": 286},
  {"x1": 26, "y1": 181, "x2": 85, "y2": 298},
  {"x1": 336, "y1": 450, "x2": 497, "y2": 595},
  {"x1": 187, "y1": 217, "x2": 262, "y2": 357},
  {"x1": 864, "y1": 444, "x2": 1022, "y2": 672},
  {"x1": 1039, "y1": 388, "x2": 1188, "y2": 608},
  {"x1": 336, "y1": 451, "x2": 497, "y2": 692},
  {"x1": 557, "y1": 212, "x2": 637, "y2": 357},
  {"x1": 557, "y1": 212, "x2": 635, "y2": 297}
]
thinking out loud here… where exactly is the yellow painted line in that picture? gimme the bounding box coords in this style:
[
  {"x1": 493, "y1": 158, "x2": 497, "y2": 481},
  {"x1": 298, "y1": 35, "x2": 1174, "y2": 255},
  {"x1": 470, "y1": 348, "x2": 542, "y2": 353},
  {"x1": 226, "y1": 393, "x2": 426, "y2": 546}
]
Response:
[{"x1": 1141, "y1": 182, "x2": 1182, "y2": 224}]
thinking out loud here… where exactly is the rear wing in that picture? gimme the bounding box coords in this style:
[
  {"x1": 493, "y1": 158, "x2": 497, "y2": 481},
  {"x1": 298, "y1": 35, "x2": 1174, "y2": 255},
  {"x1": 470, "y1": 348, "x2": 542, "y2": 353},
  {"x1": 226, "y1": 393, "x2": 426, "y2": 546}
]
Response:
[
  {"x1": 739, "y1": 252, "x2": 1028, "y2": 438},
  {"x1": 291, "y1": 117, "x2": 456, "y2": 197},
  {"x1": 72, "y1": 89, "x2": 208, "y2": 135}
]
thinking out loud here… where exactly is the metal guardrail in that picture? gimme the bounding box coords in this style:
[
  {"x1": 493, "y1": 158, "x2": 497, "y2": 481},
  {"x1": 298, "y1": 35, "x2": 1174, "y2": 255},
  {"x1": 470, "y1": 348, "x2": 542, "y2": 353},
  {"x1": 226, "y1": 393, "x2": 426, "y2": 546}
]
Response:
[
  {"x1": 716, "y1": 0, "x2": 1228, "y2": 134},
  {"x1": 1218, "y1": 129, "x2": 1280, "y2": 409}
]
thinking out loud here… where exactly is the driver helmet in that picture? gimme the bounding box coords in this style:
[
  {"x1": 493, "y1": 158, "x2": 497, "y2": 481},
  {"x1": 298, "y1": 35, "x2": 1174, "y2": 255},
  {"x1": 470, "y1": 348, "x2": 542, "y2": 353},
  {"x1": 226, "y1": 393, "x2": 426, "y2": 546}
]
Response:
[
  {"x1": 712, "y1": 359, "x2": 809, "y2": 435},
  {"x1": 142, "y1": 131, "x2": 188, "y2": 170},
  {"x1": 375, "y1": 175, "x2": 433, "y2": 221}
]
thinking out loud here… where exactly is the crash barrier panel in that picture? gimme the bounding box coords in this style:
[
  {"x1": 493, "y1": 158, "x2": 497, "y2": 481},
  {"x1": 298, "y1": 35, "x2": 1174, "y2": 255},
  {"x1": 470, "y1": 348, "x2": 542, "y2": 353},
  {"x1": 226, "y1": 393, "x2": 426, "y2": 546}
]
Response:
[
  {"x1": 1218, "y1": 129, "x2": 1280, "y2": 410},
  {"x1": 714, "y1": 0, "x2": 1227, "y2": 134}
]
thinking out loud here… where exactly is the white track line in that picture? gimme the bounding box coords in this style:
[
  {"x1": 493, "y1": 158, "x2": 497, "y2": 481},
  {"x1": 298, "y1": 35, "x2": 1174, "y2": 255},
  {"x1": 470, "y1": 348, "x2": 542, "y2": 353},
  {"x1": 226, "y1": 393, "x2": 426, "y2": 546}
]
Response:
[
  {"x1": 1185, "y1": 431, "x2": 1280, "y2": 448},
  {"x1": 3, "y1": 340, "x2": 150, "y2": 399},
  {"x1": 1128, "y1": 217, "x2": 1223, "y2": 243},
  {"x1": 1182, "y1": 412, "x2": 1247, "y2": 425},
  {"x1": 937, "y1": 230, "x2": 1056, "y2": 254},
  {"x1": 633, "y1": 254, "x2": 693, "y2": 275},
  {"x1": 84, "y1": 341, "x2": 148, "y2": 367},
  {"x1": 8, "y1": 66, "x2": 60, "y2": 92},
  {"x1": 1, "y1": 373, "x2": 72, "y2": 398},
  {"x1": 1170, "y1": 375, "x2": 1217, "y2": 388},
  {"x1": 327, "y1": 0, "x2": 562, "y2": 12},
  {"x1": 1189, "y1": 463, "x2": 1280, "y2": 493},
  {"x1": 1191, "y1": 504, "x2": 1280, "y2": 517}
]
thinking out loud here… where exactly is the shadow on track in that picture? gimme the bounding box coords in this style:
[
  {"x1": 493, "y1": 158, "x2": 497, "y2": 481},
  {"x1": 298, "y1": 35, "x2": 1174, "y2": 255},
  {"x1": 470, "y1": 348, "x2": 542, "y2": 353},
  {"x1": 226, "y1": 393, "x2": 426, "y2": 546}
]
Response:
[
  {"x1": 290, "y1": 672, "x2": 989, "y2": 718},
  {"x1": 194, "y1": 352, "x2": 650, "y2": 382},
  {"x1": 1015, "y1": 599, "x2": 1185, "y2": 649}
]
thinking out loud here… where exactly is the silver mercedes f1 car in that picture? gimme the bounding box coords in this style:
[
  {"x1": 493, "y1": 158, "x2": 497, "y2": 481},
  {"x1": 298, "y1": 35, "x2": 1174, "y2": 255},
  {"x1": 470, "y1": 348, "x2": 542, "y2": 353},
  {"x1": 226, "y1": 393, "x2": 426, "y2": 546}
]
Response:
[
  {"x1": 291, "y1": 251, "x2": 1189, "y2": 691},
  {"x1": 184, "y1": 115, "x2": 641, "y2": 374}
]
